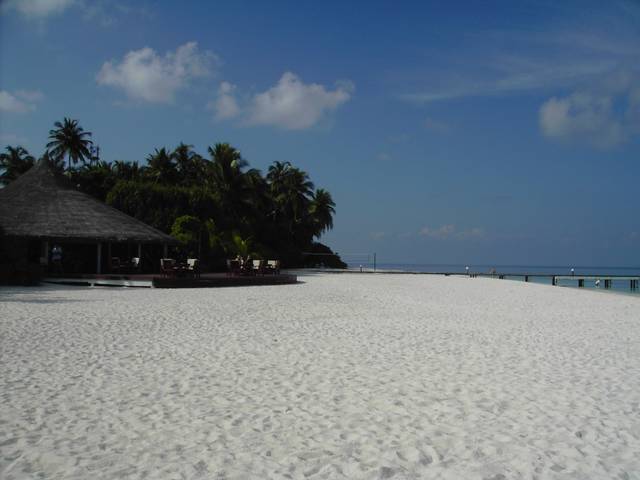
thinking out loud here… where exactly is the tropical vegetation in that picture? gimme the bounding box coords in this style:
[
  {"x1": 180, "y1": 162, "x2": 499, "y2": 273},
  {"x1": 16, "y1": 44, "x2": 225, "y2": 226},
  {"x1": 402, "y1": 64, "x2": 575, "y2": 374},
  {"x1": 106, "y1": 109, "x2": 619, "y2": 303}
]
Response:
[
  {"x1": 0, "y1": 146, "x2": 35, "y2": 186},
  {"x1": 0, "y1": 118, "x2": 345, "y2": 269}
]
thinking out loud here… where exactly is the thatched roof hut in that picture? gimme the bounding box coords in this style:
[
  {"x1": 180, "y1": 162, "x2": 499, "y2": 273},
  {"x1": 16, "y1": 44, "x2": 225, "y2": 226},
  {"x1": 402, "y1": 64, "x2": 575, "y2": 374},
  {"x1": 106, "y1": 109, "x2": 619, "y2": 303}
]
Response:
[
  {"x1": 0, "y1": 160, "x2": 177, "y2": 274},
  {"x1": 0, "y1": 160, "x2": 176, "y2": 244}
]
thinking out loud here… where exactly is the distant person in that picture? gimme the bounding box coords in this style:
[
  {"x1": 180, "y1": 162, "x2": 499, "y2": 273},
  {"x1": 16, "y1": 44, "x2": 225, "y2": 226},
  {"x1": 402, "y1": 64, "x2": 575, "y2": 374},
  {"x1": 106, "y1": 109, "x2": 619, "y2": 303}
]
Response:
[
  {"x1": 51, "y1": 244, "x2": 63, "y2": 274},
  {"x1": 595, "y1": 279, "x2": 600, "y2": 288}
]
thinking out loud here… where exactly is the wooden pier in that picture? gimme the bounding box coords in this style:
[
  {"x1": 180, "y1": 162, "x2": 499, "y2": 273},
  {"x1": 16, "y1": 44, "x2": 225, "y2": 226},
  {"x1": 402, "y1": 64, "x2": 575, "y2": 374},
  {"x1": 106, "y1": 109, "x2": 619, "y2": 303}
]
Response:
[{"x1": 469, "y1": 273, "x2": 640, "y2": 291}]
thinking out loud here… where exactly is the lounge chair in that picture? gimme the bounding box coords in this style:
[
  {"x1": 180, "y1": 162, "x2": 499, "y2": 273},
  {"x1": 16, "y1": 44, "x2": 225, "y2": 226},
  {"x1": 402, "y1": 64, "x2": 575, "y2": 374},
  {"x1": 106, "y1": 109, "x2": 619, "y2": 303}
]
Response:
[
  {"x1": 110, "y1": 257, "x2": 121, "y2": 273},
  {"x1": 187, "y1": 258, "x2": 200, "y2": 278},
  {"x1": 226, "y1": 259, "x2": 241, "y2": 276},
  {"x1": 129, "y1": 257, "x2": 141, "y2": 273},
  {"x1": 160, "y1": 258, "x2": 176, "y2": 277},
  {"x1": 252, "y1": 259, "x2": 265, "y2": 275},
  {"x1": 266, "y1": 260, "x2": 280, "y2": 275}
]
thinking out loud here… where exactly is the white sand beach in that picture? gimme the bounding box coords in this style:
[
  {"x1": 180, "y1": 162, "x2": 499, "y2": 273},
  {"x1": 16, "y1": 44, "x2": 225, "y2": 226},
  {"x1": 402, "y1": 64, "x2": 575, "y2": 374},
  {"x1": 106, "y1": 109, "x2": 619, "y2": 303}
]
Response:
[{"x1": 1, "y1": 273, "x2": 639, "y2": 479}]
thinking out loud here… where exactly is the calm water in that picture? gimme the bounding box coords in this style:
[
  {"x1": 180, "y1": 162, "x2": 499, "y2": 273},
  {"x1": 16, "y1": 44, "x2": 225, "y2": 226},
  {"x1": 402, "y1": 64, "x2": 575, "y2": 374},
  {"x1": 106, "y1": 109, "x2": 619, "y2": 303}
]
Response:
[{"x1": 345, "y1": 263, "x2": 640, "y2": 295}]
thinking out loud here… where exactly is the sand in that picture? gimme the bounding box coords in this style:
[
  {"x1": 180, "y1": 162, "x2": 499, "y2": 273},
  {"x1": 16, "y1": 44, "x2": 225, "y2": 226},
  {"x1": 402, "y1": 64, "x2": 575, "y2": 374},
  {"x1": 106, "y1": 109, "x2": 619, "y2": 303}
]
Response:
[{"x1": 1, "y1": 273, "x2": 639, "y2": 479}]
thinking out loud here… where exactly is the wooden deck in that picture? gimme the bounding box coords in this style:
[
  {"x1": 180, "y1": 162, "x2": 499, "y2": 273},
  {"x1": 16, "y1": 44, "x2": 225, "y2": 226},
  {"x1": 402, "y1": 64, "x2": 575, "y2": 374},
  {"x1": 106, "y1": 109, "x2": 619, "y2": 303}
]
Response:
[{"x1": 42, "y1": 272, "x2": 297, "y2": 288}]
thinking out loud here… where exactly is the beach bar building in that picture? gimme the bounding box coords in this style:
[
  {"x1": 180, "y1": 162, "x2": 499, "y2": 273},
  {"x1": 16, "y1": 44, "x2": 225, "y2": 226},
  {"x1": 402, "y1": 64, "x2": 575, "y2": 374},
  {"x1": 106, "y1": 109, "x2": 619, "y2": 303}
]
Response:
[{"x1": 0, "y1": 160, "x2": 178, "y2": 275}]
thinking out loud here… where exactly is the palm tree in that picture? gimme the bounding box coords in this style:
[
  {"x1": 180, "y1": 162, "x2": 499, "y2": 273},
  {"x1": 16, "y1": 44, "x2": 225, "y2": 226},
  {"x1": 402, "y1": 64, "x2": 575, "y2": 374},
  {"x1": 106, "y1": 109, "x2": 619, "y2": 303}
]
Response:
[
  {"x1": 267, "y1": 161, "x2": 314, "y2": 226},
  {"x1": 206, "y1": 143, "x2": 254, "y2": 223},
  {"x1": 112, "y1": 160, "x2": 142, "y2": 182},
  {"x1": 0, "y1": 146, "x2": 35, "y2": 185},
  {"x1": 69, "y1": 160, "x2": 115, "y2": 201},
  {"x1": 46, "y1": 118, "x2": 93, "y2": 171},
  {"x1": 309, "y1": 188, "x2": 335, "y2": 237},
  {"x1": 172, "y1": 142, "x2": 206, "y2": 185},
  {"x1": 145, "y1": 147, "x2": 177, "y2": 184},
  {"x1": 40, "y1": 150, "x2": 65, "y2": 174}
]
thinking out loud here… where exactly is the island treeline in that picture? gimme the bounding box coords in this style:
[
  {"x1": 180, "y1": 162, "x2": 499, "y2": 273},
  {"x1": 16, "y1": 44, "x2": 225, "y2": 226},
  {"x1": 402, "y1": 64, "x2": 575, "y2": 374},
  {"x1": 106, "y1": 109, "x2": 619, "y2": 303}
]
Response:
[{"x1": 0, "y1": 118, "x2": 346, "y2": 269}]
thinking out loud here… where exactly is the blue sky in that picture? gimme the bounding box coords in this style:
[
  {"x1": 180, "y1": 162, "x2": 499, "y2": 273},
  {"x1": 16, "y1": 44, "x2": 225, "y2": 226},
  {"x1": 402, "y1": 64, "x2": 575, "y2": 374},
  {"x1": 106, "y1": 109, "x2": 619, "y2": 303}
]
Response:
[{"x1": 1, "y1": 0, "x2": 639, "y2": 266}]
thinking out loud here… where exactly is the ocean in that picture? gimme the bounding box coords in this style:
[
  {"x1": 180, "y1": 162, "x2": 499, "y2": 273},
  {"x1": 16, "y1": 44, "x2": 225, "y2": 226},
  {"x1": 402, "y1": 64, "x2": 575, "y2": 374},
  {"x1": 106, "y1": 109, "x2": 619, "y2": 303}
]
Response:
[{"x1": 345, "y1": 263, "x2": 640, "y2": 295}]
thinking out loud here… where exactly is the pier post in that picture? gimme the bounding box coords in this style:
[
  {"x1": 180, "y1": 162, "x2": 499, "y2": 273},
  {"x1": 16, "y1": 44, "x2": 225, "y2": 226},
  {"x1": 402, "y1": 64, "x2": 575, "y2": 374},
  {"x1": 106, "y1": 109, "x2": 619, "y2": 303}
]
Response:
[
  {"x1": 524, "y1": 275, "x2": 529, "y2": 282},
  {"x1": 552, "y1": 276, "x2": 556, "y2": 286},
  {"x1": 604, "y1": 279, "x2": 611, "y2": 289},
  {"x1": 578, "y1": 279, "x2": 584, "y2": 287}
]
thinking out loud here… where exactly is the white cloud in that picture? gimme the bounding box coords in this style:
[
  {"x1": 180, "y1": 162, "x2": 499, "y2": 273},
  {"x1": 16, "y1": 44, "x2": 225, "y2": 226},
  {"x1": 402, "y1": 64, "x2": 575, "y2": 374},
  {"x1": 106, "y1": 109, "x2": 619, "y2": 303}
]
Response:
[
  {"x1": 96, "y1": 42, "x2": 217, "y2": 103},
  {"x1": 456, "y1": 227, "x2": 485, "y2": 239},
  {"x1": 15, "y1": 90, "x2": 44, "y2": 102},
  {"x1": 398, "y1": 12, "x2": 640, "y2": 106},
  {"x1": 1, "y1": 0, "x2": 75, "y2": 18},
  {"x1": 0, "y1": 90, "x2": 44, "y2": 113},
  {"x1": 246, "y1": 72, "x2": 353, "y2": 129},
  {"x1": 370, "y1": 232, "x2": 386, "y2": 240},
  {"x1": 539, "y1": 72, "x2": 640, "y2": 148},
  {"x1": 81, "y1": 1, "x2": 150, "y2": 27},
  {"x1": 210, "y1": 82, "x2": 240, "y2": 120},
  {"x1": 419, "y1": 224, "x2": 485, "y2": 239},
  {"x1": 400, "y1": 59, "x2": 615, "y2": 104},
  {"x1": 0, "y1": 133, "x2": 28, "y2": 144},
  {"x1": 419, "y1": 224, "x2": 456, "y2": 239}
]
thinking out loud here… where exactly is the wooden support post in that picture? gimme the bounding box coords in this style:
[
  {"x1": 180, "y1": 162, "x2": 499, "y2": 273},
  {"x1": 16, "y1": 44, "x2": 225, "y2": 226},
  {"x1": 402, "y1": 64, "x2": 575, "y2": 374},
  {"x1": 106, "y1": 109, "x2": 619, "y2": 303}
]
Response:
[
  {"x1": 524, "y1": 275, "x2": 529, "y2": 282},
  {"x1": 137, "y1": 243, "x2": 142, "y2": 258},
  {"x1": 604, "y1": 279, "x2": 611, "y2": 289},
  {"x1": 163, "y1": 244, "x2": 168, "y2": 258},
  {"x1": 552, "y1": 276, "x2": 556, "y2": 286},
  {"x1": 96, "y1": 243, "x2": 102, "y2": 274},
  {"x1": 42, "y1": 240, "x2": 49, "y2": 266},
  {"x1": 578, "y1": 279, "x2": 584, "y2": 288}
]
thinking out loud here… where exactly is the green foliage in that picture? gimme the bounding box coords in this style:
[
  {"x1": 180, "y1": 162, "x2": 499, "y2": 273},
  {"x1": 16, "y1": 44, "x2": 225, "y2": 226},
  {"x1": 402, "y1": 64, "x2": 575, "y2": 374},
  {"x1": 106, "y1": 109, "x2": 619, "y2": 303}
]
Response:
[
  {"x1": 3, "y1": 117, "x2": 345, "y2": 269},
  {"x1": 106, "y1": 180, "x2": 216, "y2": 233},
  {"x1": 69, "y1": 161, "x2": 117, "y2": 202},
  {"x1": 171, "y1": 215, "x2": 204, "y2": 257},
  {"x1": 0, "y1": 146, "x2": 35, "y2": 186},
  {"x1": 304, "y1": 242, "x2": 348, "y2": 269}
]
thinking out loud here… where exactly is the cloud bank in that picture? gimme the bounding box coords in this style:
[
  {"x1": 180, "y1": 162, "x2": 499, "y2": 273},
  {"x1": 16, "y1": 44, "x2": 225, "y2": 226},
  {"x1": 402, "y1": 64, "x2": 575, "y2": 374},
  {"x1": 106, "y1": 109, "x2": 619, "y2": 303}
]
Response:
[
  {"x1": 539, "y1": 71, "x2": 640, "y2": 148},
  {"x1": 0, "y1": 90, "x2": 44, "y2": 113},
  {"x1": 419, "y1": 225, "x2": 484, "y2": 240},
  {"x1": 96, "y1": 42, "x2": 217, "y2": 103},
  {"x1": 210, "y1": 82, "x2": 240, "y2": 120},
  {"x1": 211, "y1": 72, "x2": 354, "y2": 130},
  {"x1": 1, "y1": 0, "x2": 75, "y2": 18}
]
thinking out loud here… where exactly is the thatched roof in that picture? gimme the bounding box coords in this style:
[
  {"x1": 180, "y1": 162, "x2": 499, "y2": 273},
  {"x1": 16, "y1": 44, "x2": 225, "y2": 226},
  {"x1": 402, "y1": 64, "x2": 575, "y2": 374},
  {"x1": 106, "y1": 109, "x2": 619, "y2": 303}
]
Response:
[{"x1": 0, "y1": 160, "x2": 178, "y2": 244}]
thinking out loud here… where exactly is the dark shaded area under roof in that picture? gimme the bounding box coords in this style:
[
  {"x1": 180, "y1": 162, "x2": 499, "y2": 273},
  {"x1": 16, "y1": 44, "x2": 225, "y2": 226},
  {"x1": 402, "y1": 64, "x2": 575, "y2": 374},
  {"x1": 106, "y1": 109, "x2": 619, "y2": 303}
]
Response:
[{"x1": 0, "y1": 160, "x2": 178, "y2": 244}]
